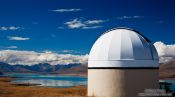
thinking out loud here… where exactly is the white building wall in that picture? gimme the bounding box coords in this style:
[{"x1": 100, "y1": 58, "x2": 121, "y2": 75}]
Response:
[{"x1": 88, "y1": 69, "x2": 159, "y2": 97}]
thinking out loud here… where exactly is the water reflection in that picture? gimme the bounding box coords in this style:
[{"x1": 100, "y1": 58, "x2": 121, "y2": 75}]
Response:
[
  {"x1": 4, "y1": 73, "x2": 87, "y2": 87},
  {"x1": 12, "y1": 79, "x2": 86, "y2": 87},
  {"x1": 160, "y1": 80, "x2": 175, "y2": 92}
]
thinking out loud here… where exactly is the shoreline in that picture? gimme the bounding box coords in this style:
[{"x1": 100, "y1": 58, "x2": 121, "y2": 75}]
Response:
[
  {"x1": 2, "y1": 72, "x2": 87, "y2": 77},
  {"x1": 0, "y1": 76, "x2": 87, "y2": 97}
]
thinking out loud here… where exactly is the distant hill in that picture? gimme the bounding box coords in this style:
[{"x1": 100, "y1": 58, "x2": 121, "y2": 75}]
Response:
[
  {"x1": 159, "y1": 61, "x2": 175, "y2": 79},
  {"x1": 0, "y1": 62, "x2": 87, "y2": 75}
]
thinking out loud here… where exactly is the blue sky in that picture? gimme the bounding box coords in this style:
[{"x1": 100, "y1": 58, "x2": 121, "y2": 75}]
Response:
[{"x1": 0, "y1": 0, "x2": 175, "y2": 55}]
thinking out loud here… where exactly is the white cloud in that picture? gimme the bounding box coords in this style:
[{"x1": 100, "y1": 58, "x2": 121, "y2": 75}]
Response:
[
  {"x1": 154, "y1": 41, "x2": 175, "y2": 63},
  {"x1": 50, "y1": 9, "x2": 81, "y2": 12},
  {"x1": 64, "y1": 18, "x2": 86, "y2": 29},
  {"x1": 85, "y1": 20, "x2": 105, "y2": 24},
  {"x1": 0, "y1": 26, "x2": 21, "y2": 31},
  {"x1": 0, "y1": 50, "x2": 88, "y2": 65},
  {"x1": 64, "y1": 18, "x2": 105, "y2": 29},
  {"x1": 8, "y1": 36, "x2": 30, "y2": 41},
  {"x1": 0, "y1": 41, "x2": 174, "y2": 65},
  {"x1": 61, "y1": 50, "x2": 75, "y2": 53},
  {"x1": 57, "y1": 50, "x2": 86, "y2": 55},
  {"x1": 117, "y1": 16, "x2": 144, "y2": 20}
]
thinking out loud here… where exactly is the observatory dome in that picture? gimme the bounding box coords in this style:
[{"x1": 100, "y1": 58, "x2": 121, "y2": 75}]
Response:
[{"x1": 88, "y1": 28, "x2": 159, "y2": 68}]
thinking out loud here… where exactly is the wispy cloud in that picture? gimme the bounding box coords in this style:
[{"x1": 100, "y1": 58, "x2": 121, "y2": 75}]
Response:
[
  {"x1": 8, "y1": 36, "x2": 30, "y2": 41},
  {"x1": 49, "y1": 9, "x2": 81, "y2": 12},
  {"x1": 6, "y1": 46, "x2": 18, "y2": 49},
  {"x1": 0, "y1": 26, "x2": 22, "y2": 31},
  {"x1": 85, "y1": 20, "x2": 105, "y2": 24},
  {"x1": 32, "y1": 22, "x2": 39, "y2": 24},
  {"x1": 0, "y1": 46, "x2": 18, "y2": 49},
  {"x1": 51, "y1": 34, "x2": 56, "y2": 38},
  {"x1": 63, "y1": 18, "x2": 106, "y2": 29},
  {"x1": 0, "y1": 50, "x2": 88, "y2": 65},
  {"x1": 57, "y1": 27, "x2": 65, "y2": 29},
  {"x1": 82, "y1": 26, "x2": 103, "y2": 29},
  {"x1": 117, "y1": 16, "x2": 144, "y2": 20},
  {"x1": 158, "y1": 20, "x2": 165, "y2": 24}
]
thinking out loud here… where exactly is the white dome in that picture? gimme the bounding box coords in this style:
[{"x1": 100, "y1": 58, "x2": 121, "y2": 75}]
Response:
[{"x1": 88, "y1": 28, "x2": 159, "y2": 68}]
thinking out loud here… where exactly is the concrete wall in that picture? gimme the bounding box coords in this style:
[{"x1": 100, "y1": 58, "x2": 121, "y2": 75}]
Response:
[{"x1": 88, "y1": 69, "x2": 159, "y2": 97}]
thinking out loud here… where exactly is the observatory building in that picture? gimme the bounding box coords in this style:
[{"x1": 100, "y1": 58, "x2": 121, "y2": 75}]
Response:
[{"x1": 88, "y1": 28, "x2": 159, "y2": 97}]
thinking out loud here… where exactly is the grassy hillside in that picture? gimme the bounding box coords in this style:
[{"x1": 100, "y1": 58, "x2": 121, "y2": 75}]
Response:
[{"x1": 159, "y1": 61, "x2": 175, "y2": 79}]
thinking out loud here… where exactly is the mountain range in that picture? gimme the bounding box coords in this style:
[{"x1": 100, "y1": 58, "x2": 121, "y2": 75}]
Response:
[
  {"x1": 0, "y1": 62, "x2": 87, "y2": 75},
  {"x1": 1, "y1": 61, "x2": 175, "y2": 79}
]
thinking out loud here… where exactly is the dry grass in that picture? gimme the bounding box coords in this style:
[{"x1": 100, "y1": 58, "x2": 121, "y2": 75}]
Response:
[{"x1": 0, "y1": 77, "x2": 87, "y2": 97}]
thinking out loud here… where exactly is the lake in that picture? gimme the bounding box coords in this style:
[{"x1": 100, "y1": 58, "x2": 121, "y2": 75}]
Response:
[
  {"x1": 3, "y1": 73, "x2": 87, "y2": 88},
  {"x1": 160, "y1": 80, "x2": 175, "y2": 92}
]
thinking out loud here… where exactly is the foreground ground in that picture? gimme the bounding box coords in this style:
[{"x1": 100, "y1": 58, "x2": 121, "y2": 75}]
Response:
[{"x1": 0, "y1": 77, "x2": 87, "y2": 97}]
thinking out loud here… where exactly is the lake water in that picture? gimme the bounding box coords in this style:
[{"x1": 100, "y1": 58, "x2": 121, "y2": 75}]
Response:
[
  {"x1": 160, "y1": 80, "x2": 175, "y2": 92},
  {"x1": 3, "y1": 73, "x2": 87, "y2": 88}
]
